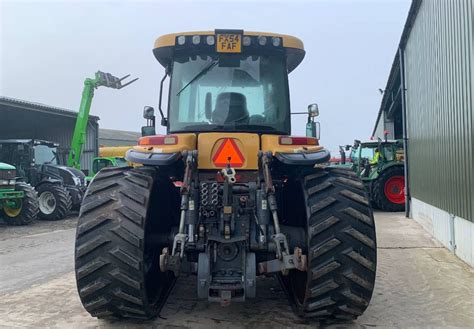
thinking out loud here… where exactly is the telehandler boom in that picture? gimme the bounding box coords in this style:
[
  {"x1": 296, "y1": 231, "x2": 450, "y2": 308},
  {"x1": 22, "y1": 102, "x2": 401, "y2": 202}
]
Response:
[{"x1": 67, "y1": 71, "x2": 138, "y2": 170}]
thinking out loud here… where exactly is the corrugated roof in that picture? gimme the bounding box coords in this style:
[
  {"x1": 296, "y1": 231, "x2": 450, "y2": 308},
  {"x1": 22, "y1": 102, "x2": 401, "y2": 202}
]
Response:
[
  {"x1": 372, "y1": 0, "x2": 422, "y2": 135},
  {"x1": 0, "y1": 96, "x2": 100, "y2": 121},
  {"x1": 99, "y1": 128, "x2": 141, "y2": 142}
]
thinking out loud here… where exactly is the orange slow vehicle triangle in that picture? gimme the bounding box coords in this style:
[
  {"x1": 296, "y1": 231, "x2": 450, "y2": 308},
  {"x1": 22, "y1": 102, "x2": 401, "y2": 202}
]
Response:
[{"x1": 212, "y1": 138, "x2": 245, "y2": 167}]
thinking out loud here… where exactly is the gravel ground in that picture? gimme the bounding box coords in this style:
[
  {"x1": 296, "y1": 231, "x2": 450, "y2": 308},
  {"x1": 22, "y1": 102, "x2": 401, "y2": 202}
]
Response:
[{"x1": 0, "y1": 211, "x2": 473, "y2": 328}]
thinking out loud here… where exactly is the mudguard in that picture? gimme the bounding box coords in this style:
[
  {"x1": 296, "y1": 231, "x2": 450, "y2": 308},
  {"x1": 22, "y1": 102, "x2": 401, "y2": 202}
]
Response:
[
  {"x1": 126, "y1": 149, "x2": 182, "y2": 166},
  {"x1": 274, "y1": 148, "x2": 330, "y2": 166}
]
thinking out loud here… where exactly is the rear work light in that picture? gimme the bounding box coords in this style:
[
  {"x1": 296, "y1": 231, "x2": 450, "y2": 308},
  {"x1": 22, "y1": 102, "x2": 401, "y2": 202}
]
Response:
[
  {"x1": 139, "y1": 135, "x2": 178, "y2": 146},
  {"x1": 177, "y1": 35, "x2": 186, "y2": 45},
  {"x1": 279, "y1": 136, "x2": 318, "y2": 145},
  {"x1": 192, "y1": 35, "x2": 201, "y2": 45},
  {"x1": 206, "y1": 35, "x2": 215, "y2": 45}
]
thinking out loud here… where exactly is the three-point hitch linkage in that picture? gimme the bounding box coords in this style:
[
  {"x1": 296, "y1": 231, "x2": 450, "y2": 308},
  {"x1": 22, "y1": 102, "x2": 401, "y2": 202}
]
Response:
[{"x1": 159, "y1": 150, "x2": 307, "y2": 304}]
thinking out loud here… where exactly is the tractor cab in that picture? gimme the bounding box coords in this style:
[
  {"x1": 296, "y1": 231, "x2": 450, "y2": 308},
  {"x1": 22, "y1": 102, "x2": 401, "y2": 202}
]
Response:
[
  {"x1": 129, "y1": 30, "x2": 327, "y2": 170},
  {"x1": 0, "y1": 139, "x2": 60, "y2": 180},
  {"x1": 351, "y1": 139, "x2": 403, "y2": 177},
  {"x1": 153, "y1": 30, "x2": 304, "y2": 134},
  {"x1": 91, "y1": 156, "x2": 128, "y2": 176}
]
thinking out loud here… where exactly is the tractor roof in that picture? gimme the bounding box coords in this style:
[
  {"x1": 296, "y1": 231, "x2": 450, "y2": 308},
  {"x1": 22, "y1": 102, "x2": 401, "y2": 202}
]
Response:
[
  {"x1": 0, "y1": 139, "x2": 59, "y2": 147},
  {"x1": 153, "y1": 30, "x2": 305, "y2": 73},
  {"x1": 0, "y1": 162, "x2": 16, "y2": 170},
  {"x1": 359, "y1": 140, "x2": 400, "y2": 146}
]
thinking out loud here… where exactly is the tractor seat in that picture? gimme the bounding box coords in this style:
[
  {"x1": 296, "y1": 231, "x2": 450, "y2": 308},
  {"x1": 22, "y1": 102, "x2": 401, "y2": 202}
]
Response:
[{"x1": 212, "y1": 92, "x2": 249, "y2": 124}]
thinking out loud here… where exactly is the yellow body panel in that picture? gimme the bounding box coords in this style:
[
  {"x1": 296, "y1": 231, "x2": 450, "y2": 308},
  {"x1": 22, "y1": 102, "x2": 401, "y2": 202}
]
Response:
[
  {"x1": 99, "y1": 146, "x2": 133, "y2": 158},
  {"x1": 261, "y1": 135, "x2": 323, "y2": 155},
  {"x1": 197, "y1": 133, "x2": 259, "y2": 170},
  {"x1": 131, "y1": 133, "x2": 197, "y2": 154},
  {"x1": 99, "y1": 146, "x2": 139, "y2": 167},
  {"x1": 128, "y1": 133, "x2": 325, "y2": 168},
  {"x1": 154, "y1": 31, "x2": 304, "y2": 50}
]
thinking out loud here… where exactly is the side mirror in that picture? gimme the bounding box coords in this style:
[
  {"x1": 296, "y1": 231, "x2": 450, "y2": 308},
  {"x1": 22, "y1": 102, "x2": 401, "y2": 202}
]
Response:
[
  {"x1": 306, "y1": 121, "x2": 320, "y2": 139},
  {"x1": 307, "y1": 103, "x2": 319, "y2": 117},
  {"x1": 306, "y1": 121, "x2": 315, "y2": 138},
  {"x1": 141, "y1": 126, "x2": 156, "y2": 137},
  {"x1": 143, "y1": 106, "x2": 155, "y2": 119}
]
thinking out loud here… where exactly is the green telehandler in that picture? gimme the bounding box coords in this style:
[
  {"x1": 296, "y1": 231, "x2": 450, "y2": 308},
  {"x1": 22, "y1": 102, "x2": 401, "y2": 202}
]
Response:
[{"x1": 68, "y1": 71, "x2": 137, "y2": 179}]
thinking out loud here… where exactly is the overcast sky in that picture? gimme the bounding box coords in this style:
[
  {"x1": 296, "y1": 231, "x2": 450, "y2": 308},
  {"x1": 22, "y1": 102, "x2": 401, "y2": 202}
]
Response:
[{"x1": 1, "y1": 0, "x2": 410, "y2": 151}]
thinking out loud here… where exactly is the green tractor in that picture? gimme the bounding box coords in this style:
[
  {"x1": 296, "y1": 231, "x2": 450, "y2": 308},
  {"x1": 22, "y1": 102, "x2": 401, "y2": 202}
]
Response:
[
  {"x1": 85, "y1": 156, "x2": 129, "y2": 183},
  {"x1": 0, "y1": 139, "x2": 86, "y2": 220},
  {"x1": 340, "y1": 139, "x2": 405, "y2": 212},
  {"x1": 0, "y1": 162, "x2": 39, "y2": 225}
]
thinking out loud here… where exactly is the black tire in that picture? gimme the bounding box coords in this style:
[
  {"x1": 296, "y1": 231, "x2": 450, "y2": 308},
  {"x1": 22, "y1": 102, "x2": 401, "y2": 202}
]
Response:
[
  {"x1": 2, "y1": 183, "x2": 39, "y2": 226},
  {"x1": 283, "y1": 167, "x2": 376, "y2": 321},
  {"x1": 36, "y1": 183, "x2": 72, "y2": 220},
  {"x1": 372, "y1": 166, "x2": 405, "y2": 212},
  {"x1": 75, "y1": 167, "x2": 179, "y2": 319}
]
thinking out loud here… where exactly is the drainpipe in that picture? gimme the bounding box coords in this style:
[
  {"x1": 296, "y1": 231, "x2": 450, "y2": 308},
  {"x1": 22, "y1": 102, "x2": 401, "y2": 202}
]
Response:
[
  {"x1": 399, "y1": 47, "x2": 410, "y2": 218},
  {"x1": 449, "y1": 213, "x2": 456, "y2": 254}
]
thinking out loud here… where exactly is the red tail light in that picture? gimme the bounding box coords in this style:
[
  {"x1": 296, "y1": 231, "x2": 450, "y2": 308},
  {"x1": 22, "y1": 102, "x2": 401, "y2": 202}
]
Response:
[
  {"x1": 138, "y1": 135, "x2": 178, "y2": 146},
  {"x1": 279, "y1": 136, "x2": 318, "y2": 145}
]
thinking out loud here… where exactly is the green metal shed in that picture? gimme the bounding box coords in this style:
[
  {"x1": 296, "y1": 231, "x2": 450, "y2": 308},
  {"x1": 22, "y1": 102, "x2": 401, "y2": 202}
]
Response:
[{"x1": 373, "y1": 0, "x2": 473, "y2": 266}]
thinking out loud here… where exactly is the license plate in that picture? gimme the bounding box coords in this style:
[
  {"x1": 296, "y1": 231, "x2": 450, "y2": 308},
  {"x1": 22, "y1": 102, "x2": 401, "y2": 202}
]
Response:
[{"x1": 216, "y1": 34, "x2": 242, "y2": 53}]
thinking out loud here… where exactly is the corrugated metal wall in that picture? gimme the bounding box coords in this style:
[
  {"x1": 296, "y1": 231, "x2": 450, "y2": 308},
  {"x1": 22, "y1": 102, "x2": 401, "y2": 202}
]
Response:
[
  {"x1": 0, "y1": 105, "x2": 99, "y2": 172},
  {"x1": 34, "y1": 120, "x2": 99, "y2": 171},
  {"x1": 404, "y1": 0, "x2": 473, "y2": 221}
]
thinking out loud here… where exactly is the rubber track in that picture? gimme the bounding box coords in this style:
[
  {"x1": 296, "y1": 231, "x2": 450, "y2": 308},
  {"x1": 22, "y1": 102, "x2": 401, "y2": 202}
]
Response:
[
  {"x1": 287, "y1": 166, "x2": 377, "y2": 321},
  {"x1": 3, "y1": 183, "x2": 39, "y2": 225},
  {"x1": 372, "y1": 166, "x2": 405, "y2": 212},
  {"x1": 37, "y1": 183, "x2": 72, "y2": 220},
  {"x1": 74, "y1": 167, "x2": 174, "y2": 319}
]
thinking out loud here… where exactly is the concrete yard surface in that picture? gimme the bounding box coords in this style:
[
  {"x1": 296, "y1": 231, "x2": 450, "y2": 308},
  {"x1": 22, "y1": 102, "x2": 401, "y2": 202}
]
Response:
[{"x1": 0, "y1": 212, "x2": 473, "y2": 328}]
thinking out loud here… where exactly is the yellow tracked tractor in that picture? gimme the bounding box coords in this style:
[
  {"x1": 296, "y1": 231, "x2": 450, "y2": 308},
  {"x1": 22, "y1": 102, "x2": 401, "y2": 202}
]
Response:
[{"x1": 75, "y1": 30, "x2": 376, "y2": 321}]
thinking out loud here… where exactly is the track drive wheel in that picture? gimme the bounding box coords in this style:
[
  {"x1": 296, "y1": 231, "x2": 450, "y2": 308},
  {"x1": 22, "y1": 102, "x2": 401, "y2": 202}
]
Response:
[
  {"x1": 372, "y1": 166, "x2": 405, "y2": 212},
  {"x1": 75, "y1": 167, "x2": 179, "y2": 319},
  {"x1": 36, "y1": 183, "x2": 72, "y2": 220},
  {"x1": 2, "y1": 182, "x2": 39, "y2": 226},
  {"x1": 283, "y1": 167, "x2": 377, "y2": 321}
]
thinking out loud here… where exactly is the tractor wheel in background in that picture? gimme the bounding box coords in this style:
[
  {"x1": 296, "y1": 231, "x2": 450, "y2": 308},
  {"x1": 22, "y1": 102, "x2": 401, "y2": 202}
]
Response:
[
  {"x1": 282, "y1": 167, "x2": 376, "y2": 321},
  {"x1": 36, "y1": 183, "x2": 72, "y2": 220},
  {"x1": 372, "y1": 166, "x2": 405, "y2": 212},
  {"x1": 2, "y1": 183, "x2": 39, "y2": 226},
  {"x1": 75, "y1": 167, "x2": 179, "y2": 319}
]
